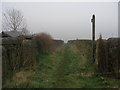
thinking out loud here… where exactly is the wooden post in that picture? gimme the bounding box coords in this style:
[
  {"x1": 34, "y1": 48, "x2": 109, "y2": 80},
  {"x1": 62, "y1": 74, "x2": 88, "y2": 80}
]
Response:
[{"x1": 91, "y1": 14, "x2": 95, "y2": 62}]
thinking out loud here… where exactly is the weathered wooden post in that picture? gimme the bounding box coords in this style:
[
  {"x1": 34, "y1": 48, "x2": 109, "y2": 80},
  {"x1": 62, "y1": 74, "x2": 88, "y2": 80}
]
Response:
[{"x1": 91, "y1": 14, "x2": 96, "y2": 62}]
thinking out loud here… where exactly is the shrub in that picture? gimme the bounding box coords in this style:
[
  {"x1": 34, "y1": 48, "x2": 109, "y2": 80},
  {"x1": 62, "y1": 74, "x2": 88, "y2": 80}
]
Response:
[
  {"x1": 33, "y1": 33, "x2": 55, "y2": 53},
  {"x1": 2, "y1": 36, "x2": 37, "y2": 85},
  {"x1": 107, "y1": 38, "x2": 120, "y2": 78},
  {"x1": 54, "y1": 40, "x2": 64, "y2": 47},
  {"x1": 96, "y1": 34, "x2": 108, "y2": 74},
  {"x1": 2, "y1": 37, "x2": 23, "y2": 71},
  {"x1": 2, "y1": 37, "x2": 23, "y2": 85},
  {"x1": 22, "y1": 39, "x2": 37, "y2": 68}
]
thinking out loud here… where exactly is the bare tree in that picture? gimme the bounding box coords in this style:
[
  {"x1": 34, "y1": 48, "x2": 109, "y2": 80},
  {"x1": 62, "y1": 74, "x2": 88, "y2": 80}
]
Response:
[
  {"x1": 21, "y1": 28, "x2": 30, "y2": 35},
  {"x1": 2, "y1": 8, "x2": 27, "y2": 31}
]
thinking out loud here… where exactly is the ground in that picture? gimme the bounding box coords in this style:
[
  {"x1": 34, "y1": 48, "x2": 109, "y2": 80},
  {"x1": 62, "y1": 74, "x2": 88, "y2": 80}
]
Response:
[{"x1": 4, "y1": 44, "x2": 120, "y2": 88}]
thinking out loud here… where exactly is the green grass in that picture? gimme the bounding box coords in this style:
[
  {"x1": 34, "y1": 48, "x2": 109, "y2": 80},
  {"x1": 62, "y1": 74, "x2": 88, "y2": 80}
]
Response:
[{"x1": 3, "y1": 44, "x2": 120, "y2": 88}]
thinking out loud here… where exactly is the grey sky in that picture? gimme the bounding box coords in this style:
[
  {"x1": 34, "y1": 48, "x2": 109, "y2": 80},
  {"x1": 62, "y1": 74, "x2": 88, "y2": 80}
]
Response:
[
  {"x1": 1, "y1": 2, "x2": 118, "y2": 42},
  {"x1": 118, "y1": 1, "x2": 120, "y2": 37}
]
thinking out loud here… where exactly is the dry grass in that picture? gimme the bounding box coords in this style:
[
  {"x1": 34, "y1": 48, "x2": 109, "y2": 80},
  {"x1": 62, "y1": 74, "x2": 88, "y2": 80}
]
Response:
[{"x1": 3, "y1": 71, "x2": 34, "y2": 87}]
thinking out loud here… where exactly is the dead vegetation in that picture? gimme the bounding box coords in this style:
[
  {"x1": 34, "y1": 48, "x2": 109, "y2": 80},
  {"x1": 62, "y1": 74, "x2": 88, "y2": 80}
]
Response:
[
  {"x1": 96, "y1": 35, "x2": 120, "y2": 78},
  {"x1": 96, "y1": 35, "x2": 108, "y2": 74},
  {"x1": 2, "y1": 32, "x2": 56, "y2": 85},
  {"x1": 33, "y1": 33, "x2": 56, "y2": 53}
]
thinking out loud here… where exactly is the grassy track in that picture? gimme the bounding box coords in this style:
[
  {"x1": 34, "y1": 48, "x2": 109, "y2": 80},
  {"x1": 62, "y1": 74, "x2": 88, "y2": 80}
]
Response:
[{"x1": 4, "y1": 44, "x2": 120, "y2": 88}]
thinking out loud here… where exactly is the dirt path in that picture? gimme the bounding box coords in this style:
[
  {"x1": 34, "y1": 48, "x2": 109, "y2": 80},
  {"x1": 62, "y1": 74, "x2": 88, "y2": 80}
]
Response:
[
  {"x1": 54, "y1": 44, "x2": 95, "y2": 88},
  {"x1": 53, "y1": 44, "x2": 119, "y2": 88},
  {"x1": 54, "y1": 44, "x2": 76, "y2": 87}
]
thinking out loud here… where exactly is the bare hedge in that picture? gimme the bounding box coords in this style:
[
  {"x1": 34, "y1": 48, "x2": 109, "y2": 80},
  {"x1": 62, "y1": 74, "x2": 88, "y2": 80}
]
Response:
[
  {"x1": 33, "y1": 33, "x2": 56, "y2": 53},
  {"x1": 2, "y1": 37, "x2": 37, "y2": 84},
  {"x1": 2, "y1": 33, "x2": 56, "y2": 84},
  {"x1": 96, "y1": 36, "x2": 120, "y2": 78}
]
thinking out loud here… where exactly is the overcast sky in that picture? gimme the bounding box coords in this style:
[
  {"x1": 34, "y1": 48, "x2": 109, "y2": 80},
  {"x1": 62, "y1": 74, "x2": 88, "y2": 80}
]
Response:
[{"x1": 0, "y1": 2, "x2": 118, "y2": 42}]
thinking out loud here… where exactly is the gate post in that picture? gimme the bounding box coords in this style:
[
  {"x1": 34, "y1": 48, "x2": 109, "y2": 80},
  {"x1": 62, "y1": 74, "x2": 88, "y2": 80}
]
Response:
[{"x1": 91, "y1": 14, "x2": 96, "y2": 63}]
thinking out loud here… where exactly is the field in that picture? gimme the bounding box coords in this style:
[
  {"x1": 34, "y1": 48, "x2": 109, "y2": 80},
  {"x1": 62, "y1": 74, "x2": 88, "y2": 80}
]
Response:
[
  {"x1": 1, "y1": 3, "x2": 120, "y2": 88},
  {"x1": 3, "y1": 42, "x2": 120, "y2": 88}
]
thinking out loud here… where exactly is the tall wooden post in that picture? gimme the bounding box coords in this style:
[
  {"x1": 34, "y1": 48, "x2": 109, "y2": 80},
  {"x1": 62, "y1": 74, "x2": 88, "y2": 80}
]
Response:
[{"x1": 91, "y1": 14, "x2": 95, "y2": 62}]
